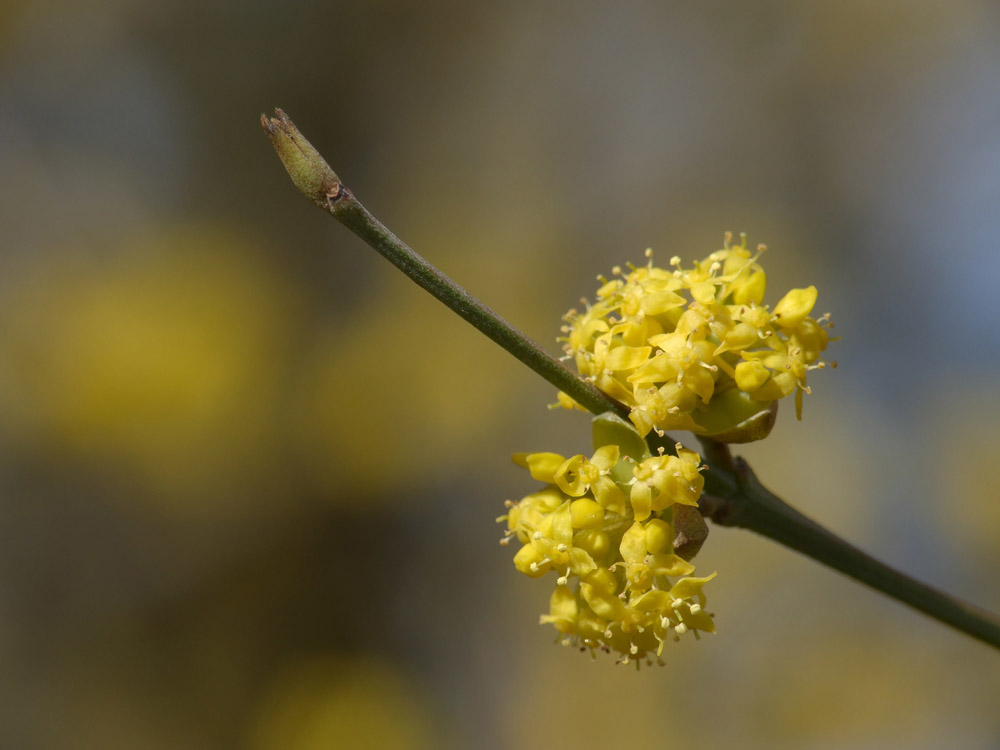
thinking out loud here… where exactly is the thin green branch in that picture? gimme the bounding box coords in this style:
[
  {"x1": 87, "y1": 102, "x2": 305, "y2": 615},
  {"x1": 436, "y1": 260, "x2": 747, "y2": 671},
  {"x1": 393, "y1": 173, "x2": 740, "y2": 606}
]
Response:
[
  {"x1": 261, "y1": 109, "x2": 1000, "y2": 650},
  {"x1": 698, "y1": 438, "x2": 1000, "y2": 648},
  {"x1": 261, "y1": 109, "x2": 624, "y2": 418},
  {"x1": 335, "y1": 195, "x2": 626, "y2": 417}
]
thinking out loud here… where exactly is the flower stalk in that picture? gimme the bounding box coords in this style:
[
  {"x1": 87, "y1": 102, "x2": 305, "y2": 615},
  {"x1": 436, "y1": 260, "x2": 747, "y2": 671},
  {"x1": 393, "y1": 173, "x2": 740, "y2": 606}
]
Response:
[{"x1": 261, "y1": 109, "x2": 1000, "y2": 650}]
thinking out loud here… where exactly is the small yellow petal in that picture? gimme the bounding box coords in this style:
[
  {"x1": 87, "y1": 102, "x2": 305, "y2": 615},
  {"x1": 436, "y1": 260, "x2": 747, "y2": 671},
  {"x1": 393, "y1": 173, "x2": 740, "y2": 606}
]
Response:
[
  {"x1": 605, "y1": 345, "x2": 652, "y2": 371},
  {"x1": 773, "y1": 285, "x2": 817, "y2": 329},
  {"x1": 551, "y1": 503, "x2": 574, "y2": 544},
  {"x1": 630, "y1": 589, "x2": 671, "y2": 613},
  {"x1": 591, "y1": 477, "x2": 627, "y2": 515},
  {"x1": 732, "y1": 269, "x2": 766, "y2": 305},
  {"x1": 568, "y1": 547, "x2": 597, "y2": 577},
  {"x1": 590, "y1": 444, "x2": 620, "y2": 471},
  {"x1": 716, "y1": 322, "x2": 758, "y2": 354},
  {"x1": 649, "y1": 552, "x2": 695, "y2": 577},
  {"x1": 619, "y1": 522, "x2": 647, "y2": 564},
  {"x1": 670, "y1": 572, "x2": 717, "y2": 600},
  {"x1": 735, "y1": 359, "x2": 771, "y2": 392},
  {"x1": 690, "y1": 281, "x2": 717, "y2": 304},
  {"x1": 630, "y1": 481, "x2": 652, "y2": 522},
  {"x1": 680, "y1": 608, "x2": 716, "y2": 633},
  {"x1": 640, "y1": 290, "x2": 685, "y2": 316},
  {"x1": 627, "y1": 355, "x2": 676, "y2": 386},
  {"x1": 516, "y1": 452, "x2": 565, "y2": 483}
]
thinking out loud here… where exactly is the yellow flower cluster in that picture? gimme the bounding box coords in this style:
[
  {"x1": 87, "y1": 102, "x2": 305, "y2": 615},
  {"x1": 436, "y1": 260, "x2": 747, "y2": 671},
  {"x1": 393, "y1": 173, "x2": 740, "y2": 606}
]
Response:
[
  {"x1": 499, "y1": 440, "x2": 716, "y2": 665},
  {"x1": 559, "y1": 233, "x2": 834, "y2": 440},
  {"x1": 501, "y1": 235, "x2": 835, "y2": 663}
]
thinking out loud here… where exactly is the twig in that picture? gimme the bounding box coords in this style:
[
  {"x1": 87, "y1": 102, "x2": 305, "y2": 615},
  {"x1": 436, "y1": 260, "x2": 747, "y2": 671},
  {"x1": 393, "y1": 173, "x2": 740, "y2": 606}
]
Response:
[{"x1": 261, "y1": 108, "x2": 1000, "y2": 650}]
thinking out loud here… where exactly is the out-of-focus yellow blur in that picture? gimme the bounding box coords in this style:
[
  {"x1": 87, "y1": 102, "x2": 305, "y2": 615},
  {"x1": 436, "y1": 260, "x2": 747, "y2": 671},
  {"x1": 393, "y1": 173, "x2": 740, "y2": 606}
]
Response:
[
  {"x1": 248, "y1": 657, "x2": 435, "y2": 750},
  {"x1": 0, "y1": 227, "x2": 301, "y2": 514},
  {"x1": 2, "y1": 1, "x2": 999, "y2": 748}
]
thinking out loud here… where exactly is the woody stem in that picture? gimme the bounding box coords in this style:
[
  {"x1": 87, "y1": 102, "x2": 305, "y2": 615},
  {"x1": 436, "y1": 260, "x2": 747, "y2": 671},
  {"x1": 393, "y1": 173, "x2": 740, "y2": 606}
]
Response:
[{"x1": 262, "y1": 108, "x2": 1000, "y2": 651}]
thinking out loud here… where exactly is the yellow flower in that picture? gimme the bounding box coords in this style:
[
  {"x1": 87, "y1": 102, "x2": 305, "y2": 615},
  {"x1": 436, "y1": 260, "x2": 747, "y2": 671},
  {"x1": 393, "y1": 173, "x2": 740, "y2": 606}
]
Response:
[
  {"x1": 558, "y1": 233, "x2": 836, "y2": 441},
  {"x1": 618, "y1": 520, "x2": 694, "y2": 593},
  {"x1": 510, "y1": 499, "x2": 598, "y2": 581},
  {"x1": 500, "y1": 435, "x2": 716, "y2": 664},
  {"x1": 626, "y1": 445, "x2": 704, "y2": 520},
  {"x1": 514, "y1": 447, "x2": 627, "y2": 513}
]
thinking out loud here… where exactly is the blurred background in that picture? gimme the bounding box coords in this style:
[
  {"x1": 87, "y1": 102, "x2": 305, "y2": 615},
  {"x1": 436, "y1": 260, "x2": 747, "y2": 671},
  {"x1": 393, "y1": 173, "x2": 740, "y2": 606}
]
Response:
[{"x1": 2, "y1": 1, "x2": 999, "y2": 748}]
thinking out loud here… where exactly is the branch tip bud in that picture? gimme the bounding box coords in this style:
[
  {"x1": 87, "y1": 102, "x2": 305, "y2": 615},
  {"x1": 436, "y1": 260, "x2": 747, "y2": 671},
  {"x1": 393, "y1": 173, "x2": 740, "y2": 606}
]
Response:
[{"x1": 261, "y1": 108, "x2": 341, "y2": 211}]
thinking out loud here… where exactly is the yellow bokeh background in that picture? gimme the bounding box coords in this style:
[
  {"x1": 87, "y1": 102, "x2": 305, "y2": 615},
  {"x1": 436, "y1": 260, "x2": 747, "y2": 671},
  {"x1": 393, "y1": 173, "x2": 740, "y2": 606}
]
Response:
[{"x1": 1, "y1": 2, "x2": 998, "y2": 748}]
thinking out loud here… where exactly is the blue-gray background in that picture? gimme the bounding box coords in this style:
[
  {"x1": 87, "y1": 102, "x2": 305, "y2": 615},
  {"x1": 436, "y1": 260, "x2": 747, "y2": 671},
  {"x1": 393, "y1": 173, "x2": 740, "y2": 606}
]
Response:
[{"x1": 1, "y1": 2, "x2": 999, "y2": 748}]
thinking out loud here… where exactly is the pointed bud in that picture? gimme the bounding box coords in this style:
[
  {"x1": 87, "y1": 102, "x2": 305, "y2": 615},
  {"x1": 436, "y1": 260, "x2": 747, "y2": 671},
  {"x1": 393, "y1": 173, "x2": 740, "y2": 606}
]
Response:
[{"x1": 260, "y1": 109, "x2": 341, "y2": 211}]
